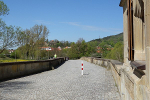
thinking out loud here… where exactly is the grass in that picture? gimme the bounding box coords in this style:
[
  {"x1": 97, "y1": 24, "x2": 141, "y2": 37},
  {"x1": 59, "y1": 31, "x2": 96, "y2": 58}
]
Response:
[{"x1": 0, "y1": 58, "x2": 34, "y2": 63}]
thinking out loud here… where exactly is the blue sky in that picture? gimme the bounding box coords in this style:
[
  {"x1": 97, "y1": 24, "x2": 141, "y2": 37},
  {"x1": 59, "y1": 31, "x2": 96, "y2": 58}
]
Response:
[{"x1": 1, "y1": 0, "x2": 123, "y2": 42}]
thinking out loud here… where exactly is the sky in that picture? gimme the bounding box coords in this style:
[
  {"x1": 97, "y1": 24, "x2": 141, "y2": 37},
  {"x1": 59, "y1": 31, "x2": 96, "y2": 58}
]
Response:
[{"x1": 1, "y1": 0, "x2": 123, "y2": 42}]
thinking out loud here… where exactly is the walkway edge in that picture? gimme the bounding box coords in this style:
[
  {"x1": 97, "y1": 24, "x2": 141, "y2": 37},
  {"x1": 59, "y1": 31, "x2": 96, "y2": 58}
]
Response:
[{"x1": 81, "y1": 57, "x2": 149, "y2": 100}]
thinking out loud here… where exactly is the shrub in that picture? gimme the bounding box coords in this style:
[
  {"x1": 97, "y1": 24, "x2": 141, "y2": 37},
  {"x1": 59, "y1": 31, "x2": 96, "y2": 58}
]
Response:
[{"x1": 106, "y1": 42, "x2": 124, "y2": 62}]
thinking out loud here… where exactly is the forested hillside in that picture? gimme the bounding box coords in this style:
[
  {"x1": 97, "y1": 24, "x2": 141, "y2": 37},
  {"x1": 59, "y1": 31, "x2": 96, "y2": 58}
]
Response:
[
  {"x1": 89, "y1": 32, "x2": 123, "y2": 44},
  {"x1": 87, "y1": 32, "x2": 124, "y2": 62}
]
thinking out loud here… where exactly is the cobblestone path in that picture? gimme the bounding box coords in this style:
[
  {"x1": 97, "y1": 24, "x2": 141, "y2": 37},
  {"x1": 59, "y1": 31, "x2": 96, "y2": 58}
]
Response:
[{"x1": 0, "y1": 60, "x2": 121, "y2": 100}]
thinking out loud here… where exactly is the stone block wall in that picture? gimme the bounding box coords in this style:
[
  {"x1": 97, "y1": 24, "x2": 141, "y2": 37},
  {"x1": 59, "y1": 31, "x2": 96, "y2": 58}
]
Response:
[{"x1": 0, "y1": 58, "x2": 65, "y2": 81}]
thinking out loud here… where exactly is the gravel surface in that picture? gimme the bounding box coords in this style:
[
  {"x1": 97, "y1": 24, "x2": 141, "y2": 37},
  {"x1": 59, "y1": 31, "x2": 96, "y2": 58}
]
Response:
[{"x1": 0, "y1": 60, "x2": 121, "y2": 100}]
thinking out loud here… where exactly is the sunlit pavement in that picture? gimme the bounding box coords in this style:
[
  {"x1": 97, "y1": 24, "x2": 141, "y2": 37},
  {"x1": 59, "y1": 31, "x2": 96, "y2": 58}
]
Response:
[{"x1": 0, "y1": 60, "x2": 121, "y2": 100}]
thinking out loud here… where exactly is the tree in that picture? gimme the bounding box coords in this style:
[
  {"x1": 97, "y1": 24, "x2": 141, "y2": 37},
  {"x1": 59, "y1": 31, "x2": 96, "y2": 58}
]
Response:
[
  {"x1": 0, "y1": 49, "x2": 9, "y2": 58},
  {"x1": 31, "y1": 24, "x2": 49, "y2": 60},
  {"x1": 106, "y1": 42, "x2": 124, "y2": 62},
  {"x1": 10, "y1": 50, "x2": 20, "y2": 59},
  {"x1": 75, "y1": 38, "x2": 85, "y2": 58},
  {"x1": 86, "y1": 43, "x2": 95, "y2": 56},
  {"x1": 67, "y1": 39, "x2": 95, "y2": 59},
  {"x1": 99, "y1": 40, "x2": 111, "y2": 58},
  {"x1": 0, "y1": 1, "x2": 22, "y2": 55},
  {"x1": 0, "y1": 1, "x2": 9, "y2": 16},
  {"x1": 0, "y1": 19, "x2": 21, "y2": 54},
  {"x1": 61, "y1": 48, "x2": 69, "y2": 57},
  {"x1": 79, "y1": 40, "x2": 88, "y2": 57},
  {"x1": 15, "y1": 24, "x2": 50, "y2": 60},
  {"x1": 76, "y1": 38, "x2": 84, "y2": 44},
  {"x1": 68, "y1": 42, "x2": 78, "y2": 59}
]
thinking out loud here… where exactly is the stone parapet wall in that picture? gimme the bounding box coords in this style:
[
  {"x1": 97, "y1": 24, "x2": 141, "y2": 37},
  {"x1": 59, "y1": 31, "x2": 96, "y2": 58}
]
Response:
[
  {"x1": 81, "y1": 57, "x2": 150, "y2": 100},
  {"x1": 81, "y1": 57, "x2": 122, "y2": 93},
  {"x1": 0, "y1": 58, "x2": 65, "y2": 82}
]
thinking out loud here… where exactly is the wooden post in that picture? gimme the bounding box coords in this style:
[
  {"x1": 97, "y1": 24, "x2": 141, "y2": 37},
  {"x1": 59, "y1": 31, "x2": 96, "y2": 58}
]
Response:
[{"x1": 127, "y1": 0, "x2": 134, "y2": 61}]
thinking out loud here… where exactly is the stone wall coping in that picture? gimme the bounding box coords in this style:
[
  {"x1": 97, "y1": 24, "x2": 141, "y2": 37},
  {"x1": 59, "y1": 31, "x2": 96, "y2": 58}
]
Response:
[
  {"x1": 0, "y1": 58, "x2": 64, "y2": 66},
  {"x1": 87, "y1": 57, "x2": 123, "y2": 75},
  {"x1": 109, "y1": 60, "x2": 123, "y2": 75},
  {"x1": 110, "y1": 60, "x2": 123, "y2": 65},
  {"x1": 114, "y1": 64, "x2": 123, "y2": 75},
  {"x1": 122, "y1": 68, "x2": 141, "y2": 84},
  {"x1": 83, "y1": 57, "x2": 95, "y2": 58},
  {"x1": 93, "y1": 58, "x2": 123, "y2": 65},
  {"x1": 93, "y1": 58, "x2": 110, "y2": 61}
]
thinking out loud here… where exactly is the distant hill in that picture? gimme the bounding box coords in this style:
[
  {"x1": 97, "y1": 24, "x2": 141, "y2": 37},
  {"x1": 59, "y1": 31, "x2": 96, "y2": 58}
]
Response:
[{"x1": 89, "y1": 32, "x2": 123, "y2": 44}]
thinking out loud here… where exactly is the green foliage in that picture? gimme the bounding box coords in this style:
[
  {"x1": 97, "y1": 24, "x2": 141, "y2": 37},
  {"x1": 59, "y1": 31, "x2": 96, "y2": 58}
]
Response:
[
  {"x1": 67, "y1": 39, "x2": 96, "y2": 59},
  {"x1": 0, "y1": 19, "x2": 22, "y2": 54},
  {"x1": 68, "y1": 42, "x2": 78, "y2": 59},
  {"x1": 101, "y1": 33, "x2": 123, "y2": 44},
  {"x1": 98, "y1": 41, "x2": 112, "y2": 58},
  {"x1": 106, "y1": 42, "x2": 124, "y2": 62},
  {"x1": 89, "y1": 33, "x2": 123, "y2": 46},
  {"x1": 0, "y1": 49, "x2": 10, "y2": 58},
  {"x1": 0, "y1": 1, "x2": 9, "y2": 16},
  {"x1": 10, "y1": 50, "x2": 20, "y2": 59},
  {"x1": 87, "y1": 33, "x2": 123, "y2": 58},
  {"x1": 49, "y1": 40, "x2": 72, "y2": 48},
  {"x1": 61, "y1": 48, "x2": 69, "y2": 57},
  {"x1": 0, "y1": 54, "x2": 5, "y2": 58},
  {"x1": 0, "y1": 1, "x2": 21, "y2": 54},
  {"x1": 14, "y1": 24, "x2": 50, "y2": 60},
  {"x1": 39, "y1": 50, "x2": 47, "y2": 60}
]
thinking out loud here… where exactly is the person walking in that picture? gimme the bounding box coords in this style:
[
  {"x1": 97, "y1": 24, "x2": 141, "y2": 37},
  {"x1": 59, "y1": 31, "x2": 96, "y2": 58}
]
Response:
[{"x1": 54, "y1": 54, "x2": 57, "y2": 58}]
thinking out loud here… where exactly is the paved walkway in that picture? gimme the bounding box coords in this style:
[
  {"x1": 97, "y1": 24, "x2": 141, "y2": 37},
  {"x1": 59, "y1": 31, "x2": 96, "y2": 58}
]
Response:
[{"x1": 0, "y1": 60, "x2": 121, "y2": 100}]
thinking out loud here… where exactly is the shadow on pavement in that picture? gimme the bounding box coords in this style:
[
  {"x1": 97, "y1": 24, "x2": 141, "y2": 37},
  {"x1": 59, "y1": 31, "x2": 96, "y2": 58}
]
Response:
[
  {"x1": 0, "y1": 61, "x2": 68, "y2": 83},
  {"x1": 0, "y1": 81, "x2": 33, "y2": 90}
]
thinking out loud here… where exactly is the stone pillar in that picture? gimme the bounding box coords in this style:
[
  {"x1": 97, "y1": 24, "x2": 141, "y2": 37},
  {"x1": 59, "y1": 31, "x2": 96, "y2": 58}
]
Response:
[
  {"x1": 145, "y1": 0, "x2": 150, "y2": 87},
  {"x1": 133, "y1": 16, "x2": 146, "y2": 60},
  {"x1": 123, "y1": 1, "x2": 129, "y2": 65}
]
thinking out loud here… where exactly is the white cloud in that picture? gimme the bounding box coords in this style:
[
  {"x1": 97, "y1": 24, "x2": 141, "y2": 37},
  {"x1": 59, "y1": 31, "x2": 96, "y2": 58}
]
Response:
[{"x1": 61, "y1": 22, "x2": 122, "y2": 33}]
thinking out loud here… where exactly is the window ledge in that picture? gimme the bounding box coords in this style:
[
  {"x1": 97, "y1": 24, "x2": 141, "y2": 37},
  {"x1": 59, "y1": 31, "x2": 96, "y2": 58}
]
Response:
[{"x1": 131, "y1": 60, "x2": 146, "y2": 70}]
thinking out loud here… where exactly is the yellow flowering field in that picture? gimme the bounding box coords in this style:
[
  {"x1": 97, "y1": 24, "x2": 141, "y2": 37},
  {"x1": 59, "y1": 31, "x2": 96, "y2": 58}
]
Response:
[{"x1": 0, "y1": 59, "x2": 34, "y2": 63}]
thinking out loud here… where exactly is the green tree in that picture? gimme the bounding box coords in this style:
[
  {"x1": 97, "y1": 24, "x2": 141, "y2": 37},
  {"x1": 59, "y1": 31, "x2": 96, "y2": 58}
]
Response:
[
  {"x1": 79, "y1": 40, "x2": 88, "y2": 57},
  {"x1": 86, "y1": 43, "x2": 95, "y2": 56},
  {"x1": 0, "y1": 1, "x2": 22, "y2": 55},
  {"x1": 16, "y1": 25, "x2": 50, "y2": 60},
  {"x1": 61, "y1": 48, "x2": 69, "y2": 57},
  {"x1": 68, "y1": 42, "x2": 78, "y2": 59},
  {"x1": 31, "y1": 24, "x2": 49, "y2": 60},
  {"x1": 0, "y1": 1, "x2": 9, "y2": 16},
  {"x1": 106, "y1": 42, "x2": 124, "y2": 62},
  {"x1": 0, "y1": 19, "x2": 21, "y2": 54},
  {"x1": 67, "y1": 38, "x2": 96, "y2": 59},
  {"x1": 39, "y1": 50, "x2": 47, "y2": 59},
  {"x1": 0, "y1": 49, "x2": 9, "y2": 58},
  {"x1": 10, "y1": 50, "x2": 20, "y2": 59},
  {"x1": 99, "y1": 41, "x2": 111, "y2": 58}
]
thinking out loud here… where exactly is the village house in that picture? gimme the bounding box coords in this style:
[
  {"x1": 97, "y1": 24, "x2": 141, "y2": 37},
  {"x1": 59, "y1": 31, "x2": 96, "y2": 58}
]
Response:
[
  {"x1": 40, "y1": 46, "x2": 62, "y2": 51},
  {"x1": 96, "y1": 46, "x2": 113, "y2": 53},
  {"x1": 40, "y1": 47, "x2": 52, "y2": 51},
  {"x1": 64, "y1": 46, "x2": 71, "y2": 49},
  {"x1": 9, "y1": 49, "x2": 14, "y2": 53},
  {"x1": 119, "y1": 0, "x2": 150, "y2": 99}
]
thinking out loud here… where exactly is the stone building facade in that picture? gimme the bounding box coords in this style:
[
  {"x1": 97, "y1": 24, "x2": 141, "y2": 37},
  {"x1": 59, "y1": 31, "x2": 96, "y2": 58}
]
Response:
[{"x1": 120, "y1": 0, "x2": 150, "y2": 99}]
